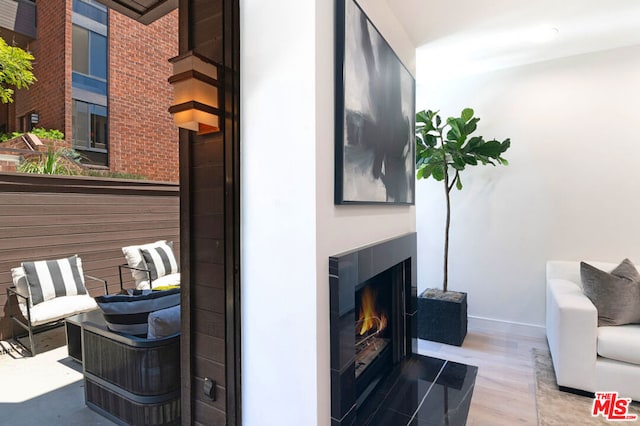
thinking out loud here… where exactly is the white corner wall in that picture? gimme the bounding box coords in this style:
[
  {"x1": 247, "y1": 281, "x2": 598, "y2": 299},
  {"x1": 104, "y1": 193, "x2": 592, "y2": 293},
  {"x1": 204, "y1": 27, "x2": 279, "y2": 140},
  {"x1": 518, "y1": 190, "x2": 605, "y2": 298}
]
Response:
[
  {"x1": 416, "y1": 44, "x2": 640, "y2": 328},
  {"x1": 241, "y1": 0, "x2": 319, "y2": 425},
  {"x1": 242, "y1": 0, "x2": 416, "y2": 424}
]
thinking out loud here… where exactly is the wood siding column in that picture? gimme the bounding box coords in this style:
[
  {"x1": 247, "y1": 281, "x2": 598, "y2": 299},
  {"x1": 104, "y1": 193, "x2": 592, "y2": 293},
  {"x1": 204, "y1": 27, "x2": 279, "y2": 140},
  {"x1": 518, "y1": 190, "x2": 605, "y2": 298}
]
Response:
[{"x1": 179, "y1": 0, "x2": 240, "y2": 424}]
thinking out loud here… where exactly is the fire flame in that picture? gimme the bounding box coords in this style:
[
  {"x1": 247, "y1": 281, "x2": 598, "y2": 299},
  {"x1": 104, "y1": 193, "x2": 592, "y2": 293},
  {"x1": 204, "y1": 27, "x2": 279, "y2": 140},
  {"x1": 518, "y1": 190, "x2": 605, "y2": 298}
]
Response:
[{"x1": 358, "y1": 286, "x2": 387, "y2": 335}]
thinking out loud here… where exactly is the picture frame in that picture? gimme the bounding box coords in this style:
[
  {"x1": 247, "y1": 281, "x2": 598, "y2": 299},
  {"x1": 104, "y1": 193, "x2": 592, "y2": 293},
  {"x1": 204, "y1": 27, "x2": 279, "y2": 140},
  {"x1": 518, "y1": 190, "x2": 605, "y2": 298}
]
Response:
[{"x1": 335, "y1": 0, "x2": 416, "y2": 205}]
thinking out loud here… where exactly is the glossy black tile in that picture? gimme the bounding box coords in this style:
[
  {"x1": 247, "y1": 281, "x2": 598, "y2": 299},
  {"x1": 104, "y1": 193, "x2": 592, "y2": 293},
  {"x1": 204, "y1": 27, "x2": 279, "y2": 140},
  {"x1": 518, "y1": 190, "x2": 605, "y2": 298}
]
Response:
[
  {"x1": 331, "y1": 364, "x2": 357, "y2": 421},
  {"x1": 365, "y1": 408, "x2": 413, "y2": 426},
  {"x1": 357, "y1": 356, "x2": 477, "y2": 426},
  {"x1": 414, "y1": 361, "x2": 477, "y2": 426},
  {"x1": 377, "y1": 356, "x2": 446, "y2": 417}
]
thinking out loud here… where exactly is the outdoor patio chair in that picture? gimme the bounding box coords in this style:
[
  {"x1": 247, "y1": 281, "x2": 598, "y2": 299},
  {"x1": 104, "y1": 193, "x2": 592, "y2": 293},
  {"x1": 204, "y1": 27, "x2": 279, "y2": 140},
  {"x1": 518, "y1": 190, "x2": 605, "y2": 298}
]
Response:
[
  {"x1": 120, "y1": 240, "x2": 180, "y2": 291},
  {"x1": 7, "y1": 255, "x2": 107, "y2": 356}
]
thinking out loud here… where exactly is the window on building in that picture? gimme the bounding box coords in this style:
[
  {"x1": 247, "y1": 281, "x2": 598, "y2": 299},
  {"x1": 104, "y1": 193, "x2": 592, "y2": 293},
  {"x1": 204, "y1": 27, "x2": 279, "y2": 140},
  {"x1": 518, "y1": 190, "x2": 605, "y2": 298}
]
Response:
[
  {"x1": 72, "y1": 100, "x2": 107, "y2": 151},
  {"x1": 72, "y1": 0, "x2": 108, "y2": 25},
  {"x1": 72, "y1": 1, "x2": 108, "y2": 165},
  {"x1": 72, "y1": 25, "x2": 107, "y2": 93}
]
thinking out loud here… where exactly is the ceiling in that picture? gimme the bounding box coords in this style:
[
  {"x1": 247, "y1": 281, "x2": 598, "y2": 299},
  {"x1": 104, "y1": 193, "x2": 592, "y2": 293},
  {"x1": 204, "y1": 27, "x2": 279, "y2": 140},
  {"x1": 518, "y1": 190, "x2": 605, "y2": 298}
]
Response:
[
  {"x1": 387, "y1": 0, "x2": 640, "y2": 82},
  {"x1": 94, "y1": 0, "x2": 177, "y2": 25}
]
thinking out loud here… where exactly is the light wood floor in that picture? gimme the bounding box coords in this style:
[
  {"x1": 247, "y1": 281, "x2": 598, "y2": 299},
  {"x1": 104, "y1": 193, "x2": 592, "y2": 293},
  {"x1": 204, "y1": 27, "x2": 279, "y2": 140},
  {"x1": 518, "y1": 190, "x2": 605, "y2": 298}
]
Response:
[{"x1": 416, "y1": 324, "x2": 548, "y2": 426}]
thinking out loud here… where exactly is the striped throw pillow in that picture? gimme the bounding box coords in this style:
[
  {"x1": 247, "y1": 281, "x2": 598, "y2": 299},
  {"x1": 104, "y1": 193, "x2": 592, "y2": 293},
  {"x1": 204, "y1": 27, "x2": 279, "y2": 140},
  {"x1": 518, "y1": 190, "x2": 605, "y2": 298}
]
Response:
[
  {"x1": 22, "y1": 255, "x2": 87, "y2": 307},
  {"x1": 95, "y1": 288, "x2": 180, "y2": 336},
  {"x1": 140, "y1": 242, "x2": 179, "y2": 281}
]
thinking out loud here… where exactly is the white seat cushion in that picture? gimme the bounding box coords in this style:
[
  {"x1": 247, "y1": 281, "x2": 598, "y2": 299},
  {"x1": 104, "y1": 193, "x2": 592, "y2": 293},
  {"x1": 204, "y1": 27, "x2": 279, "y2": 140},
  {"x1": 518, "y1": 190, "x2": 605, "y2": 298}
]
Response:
[
  {"x1": 136, "y1": 272, "x2": 181, "y2": 290},
  {"x1": 27, "y1": 295, "x2": 98, "y2": 326},
  {"x1": 598, "y1": 325, "x2": 640, "y2": 366}
]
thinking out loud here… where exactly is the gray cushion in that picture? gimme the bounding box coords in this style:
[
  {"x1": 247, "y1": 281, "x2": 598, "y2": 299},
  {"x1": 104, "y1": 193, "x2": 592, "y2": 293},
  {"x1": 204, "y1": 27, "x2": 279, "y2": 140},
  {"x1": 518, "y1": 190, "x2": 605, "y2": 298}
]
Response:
[
  {"x1": 95, "y1": 288, "x2": 180, "y2": 336},
  {"x1": 580, "y1": 259, "x2": 640, "y2": 326},
  {"x1": 147, "y1": 304, "x2": 181, "y2": 339}
]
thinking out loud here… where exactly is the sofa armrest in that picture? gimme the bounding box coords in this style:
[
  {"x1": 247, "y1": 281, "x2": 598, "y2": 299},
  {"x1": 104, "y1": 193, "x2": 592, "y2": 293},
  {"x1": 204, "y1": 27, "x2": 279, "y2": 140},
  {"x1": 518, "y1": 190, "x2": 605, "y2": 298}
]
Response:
[{"x1": 546, "y1": 277, "x2": 597, "y2": 392}]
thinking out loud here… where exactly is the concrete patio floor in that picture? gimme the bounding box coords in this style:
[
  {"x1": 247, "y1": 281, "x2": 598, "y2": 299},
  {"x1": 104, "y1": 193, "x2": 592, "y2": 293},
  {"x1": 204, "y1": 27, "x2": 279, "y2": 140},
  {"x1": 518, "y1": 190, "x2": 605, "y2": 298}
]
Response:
[{"x1": 0, "y1": 327, "x2": 116, "y2": 426}]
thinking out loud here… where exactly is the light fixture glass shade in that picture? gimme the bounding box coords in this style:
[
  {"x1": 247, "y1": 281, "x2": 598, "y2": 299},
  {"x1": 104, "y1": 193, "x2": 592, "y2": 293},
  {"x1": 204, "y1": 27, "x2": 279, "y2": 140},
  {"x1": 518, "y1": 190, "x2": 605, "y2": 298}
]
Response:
[{"x1": 168, "y1": 51, "x2": 221, "y2": 135}]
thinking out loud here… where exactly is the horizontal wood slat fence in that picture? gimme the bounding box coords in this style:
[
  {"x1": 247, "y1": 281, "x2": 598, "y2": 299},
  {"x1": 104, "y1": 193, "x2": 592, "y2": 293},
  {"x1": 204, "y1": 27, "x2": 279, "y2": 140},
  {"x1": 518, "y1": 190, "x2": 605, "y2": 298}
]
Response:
[{"x1": 0, "y1": 172, "x2": 180, "y2": 339}]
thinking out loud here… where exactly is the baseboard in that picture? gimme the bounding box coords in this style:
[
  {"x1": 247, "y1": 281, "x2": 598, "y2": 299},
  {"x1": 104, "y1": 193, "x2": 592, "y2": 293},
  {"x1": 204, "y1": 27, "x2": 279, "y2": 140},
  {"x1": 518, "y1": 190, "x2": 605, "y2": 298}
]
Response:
[{"x1": 468, "y1": 315, "x2": 546, "y2": 339}]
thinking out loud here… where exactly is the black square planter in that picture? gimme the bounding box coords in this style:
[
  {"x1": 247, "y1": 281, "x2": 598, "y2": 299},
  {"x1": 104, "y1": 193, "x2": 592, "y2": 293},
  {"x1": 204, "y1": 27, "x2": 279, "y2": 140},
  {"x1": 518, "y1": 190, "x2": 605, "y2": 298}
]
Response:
[{"x1": 417, "y1": 290, "x2": 467, "y2": 346}]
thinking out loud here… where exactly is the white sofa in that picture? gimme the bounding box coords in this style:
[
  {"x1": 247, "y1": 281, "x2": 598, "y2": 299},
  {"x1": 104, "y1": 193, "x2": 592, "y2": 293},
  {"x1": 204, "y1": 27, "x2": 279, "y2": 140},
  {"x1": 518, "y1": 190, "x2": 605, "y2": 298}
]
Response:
[{"x1": 546, "y1": 261, "x2": 640, "y2": 401}]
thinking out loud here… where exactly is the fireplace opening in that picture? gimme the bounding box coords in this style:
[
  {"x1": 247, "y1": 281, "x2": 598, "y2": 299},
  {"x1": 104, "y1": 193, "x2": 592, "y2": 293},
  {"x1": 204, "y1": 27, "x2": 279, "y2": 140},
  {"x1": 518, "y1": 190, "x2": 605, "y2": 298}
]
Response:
[{"x1": 354, "y1": 268, "x2": 396, "y2": 406}]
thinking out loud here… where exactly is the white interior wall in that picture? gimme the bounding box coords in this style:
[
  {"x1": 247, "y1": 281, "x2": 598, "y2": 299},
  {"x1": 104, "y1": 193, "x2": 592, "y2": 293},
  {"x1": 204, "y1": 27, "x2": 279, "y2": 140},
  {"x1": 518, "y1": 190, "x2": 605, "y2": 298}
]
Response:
[
  {"x1": 242, "y1": 0, "x2": 416, "y2": 424},
  {"x1": 241, "y1": 0, "x2": 319, "y2": 424},
  {"x1": 416, "y1": 44, "x2": 640, "y2": 328}
]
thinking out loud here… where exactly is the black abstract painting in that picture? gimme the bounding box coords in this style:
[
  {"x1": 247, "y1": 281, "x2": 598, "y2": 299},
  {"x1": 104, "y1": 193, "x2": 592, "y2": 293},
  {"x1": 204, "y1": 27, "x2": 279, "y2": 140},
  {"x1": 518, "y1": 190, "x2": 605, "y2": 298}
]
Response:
[{"x1": 335, "y1": 0, "x2": 415, "y2": 205}]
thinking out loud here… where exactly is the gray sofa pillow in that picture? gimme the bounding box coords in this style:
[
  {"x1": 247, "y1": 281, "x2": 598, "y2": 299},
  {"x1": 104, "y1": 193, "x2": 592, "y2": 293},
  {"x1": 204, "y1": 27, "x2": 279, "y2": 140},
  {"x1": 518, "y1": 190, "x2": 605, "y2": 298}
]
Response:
[{"x1": 580, "y1": 259, "x2": 640, "y2": 326}]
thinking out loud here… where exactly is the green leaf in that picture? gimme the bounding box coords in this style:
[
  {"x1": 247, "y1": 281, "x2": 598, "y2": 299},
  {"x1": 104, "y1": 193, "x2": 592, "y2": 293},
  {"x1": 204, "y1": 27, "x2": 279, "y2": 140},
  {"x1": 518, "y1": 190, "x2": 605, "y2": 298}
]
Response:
[
  {"x1": 466, "y1": 136, "x2": 483, "y2": 150},
  {"x1": 461, "y1": 108, "x2": 474, "y2": 122},
  {"x1": 424, "y1": 133, "x2": 438, "y2": 147},
  {"x1": 455, "y1": 175, "x2": 463, "y2": 190},
  {"x1": 416, "y1": 110, "x2": 429, "y2": 124},
  {"x1": 452, "y1": 155, "x2": 465, "y2": 170},
  {"x1": 462, "y1": 155, "x2": 477, "y2": 166},
  {"x1": 473, "y1": 140, "x2": 504, "y2": 157},
  {"x1": 464, "y1": 117, "x2": 479, "y2": 135},
  {"x1": 431, "y1": 164, "x2": 445, "y2": 181}
]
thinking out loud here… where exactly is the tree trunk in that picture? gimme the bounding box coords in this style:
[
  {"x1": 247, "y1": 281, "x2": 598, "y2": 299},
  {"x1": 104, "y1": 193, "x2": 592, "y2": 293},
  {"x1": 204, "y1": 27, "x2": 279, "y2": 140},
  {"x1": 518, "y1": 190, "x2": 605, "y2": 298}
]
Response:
[{"x1": 443, "y1": 162, "x2": 451, "y2": 292}]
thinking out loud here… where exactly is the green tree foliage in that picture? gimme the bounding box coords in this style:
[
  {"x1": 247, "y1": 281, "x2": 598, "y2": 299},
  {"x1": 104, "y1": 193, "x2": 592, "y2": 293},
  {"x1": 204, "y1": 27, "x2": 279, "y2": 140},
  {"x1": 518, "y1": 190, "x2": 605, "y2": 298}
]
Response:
[
  {"x1": 0, "y1": 37, "x2": 36, "y2": 103},
  {"x1": 416, "y1": 108, "x2": 511, "y2": 292},
  {"x1": 0, "y1": 127, "x2": 64, "y2": 142}
]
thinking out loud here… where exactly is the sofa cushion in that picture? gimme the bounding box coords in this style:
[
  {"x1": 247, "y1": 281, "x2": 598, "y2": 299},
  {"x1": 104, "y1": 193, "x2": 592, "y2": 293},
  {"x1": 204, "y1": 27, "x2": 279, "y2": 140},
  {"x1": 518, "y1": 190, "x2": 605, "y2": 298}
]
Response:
[
  {"x1": 139, "y1": 242, "x2": 179, "y2": 281},
  {"x1": 122, "y1": 240, "x2": 173, "y2": 289},
  {"x1": 580, "y1": 260, "x2": 640, "y2": 326},
  {"x1": 26, "y1": 295, "x2": 97, "y2": 327},
  {"x1": 598, "y1": 325, "x2": 640, "y2": 366},
  {"x1": 147, "y1": 304, "x2": 180, "y2": 339},
  {"x1": 95, "y1": 288, "x2": 180, "y2": 336},
  {"x1": 21, "y1": 255, "x2": 87, "y2": 307}
]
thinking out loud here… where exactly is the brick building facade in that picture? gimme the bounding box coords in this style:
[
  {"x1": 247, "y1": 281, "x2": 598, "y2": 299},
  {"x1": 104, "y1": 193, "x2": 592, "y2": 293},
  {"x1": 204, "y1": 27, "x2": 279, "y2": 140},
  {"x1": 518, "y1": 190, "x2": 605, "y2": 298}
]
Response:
[{"x1": 0, "y1": 0, "x2": 179, "y2": 182}]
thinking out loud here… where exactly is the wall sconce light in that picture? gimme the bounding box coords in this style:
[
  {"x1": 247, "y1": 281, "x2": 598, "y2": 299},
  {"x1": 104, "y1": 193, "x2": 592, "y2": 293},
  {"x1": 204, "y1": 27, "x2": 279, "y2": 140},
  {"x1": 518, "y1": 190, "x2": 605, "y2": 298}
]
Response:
[{"x1": 168, "y1": 51, "x2": 221, "y2": 135}]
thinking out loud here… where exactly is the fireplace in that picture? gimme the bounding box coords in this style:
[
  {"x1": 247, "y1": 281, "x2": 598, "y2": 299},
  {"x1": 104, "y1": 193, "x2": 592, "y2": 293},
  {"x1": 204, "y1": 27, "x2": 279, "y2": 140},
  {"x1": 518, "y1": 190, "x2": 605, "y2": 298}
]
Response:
[
  {"x1": 329, "y1": 233, "x2": 417, "y2": 425},
  {"x1": 330, "y1": 233, "x2": 478, "y2": 425}
]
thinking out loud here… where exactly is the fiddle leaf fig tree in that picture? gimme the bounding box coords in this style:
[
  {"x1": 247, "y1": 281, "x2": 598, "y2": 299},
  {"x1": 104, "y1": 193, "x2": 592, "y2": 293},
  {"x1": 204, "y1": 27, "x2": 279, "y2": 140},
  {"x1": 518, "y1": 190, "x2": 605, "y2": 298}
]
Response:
[{"x1": 416, "y1": 108, "x2": 511, "y2": 292}]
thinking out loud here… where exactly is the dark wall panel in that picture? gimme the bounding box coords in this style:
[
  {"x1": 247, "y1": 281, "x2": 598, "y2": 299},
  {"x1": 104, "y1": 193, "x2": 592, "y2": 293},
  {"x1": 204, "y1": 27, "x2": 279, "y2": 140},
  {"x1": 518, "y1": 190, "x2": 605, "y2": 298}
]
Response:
[{"x1": 180, "y1": 0, "x2": 240, "y2": 423}]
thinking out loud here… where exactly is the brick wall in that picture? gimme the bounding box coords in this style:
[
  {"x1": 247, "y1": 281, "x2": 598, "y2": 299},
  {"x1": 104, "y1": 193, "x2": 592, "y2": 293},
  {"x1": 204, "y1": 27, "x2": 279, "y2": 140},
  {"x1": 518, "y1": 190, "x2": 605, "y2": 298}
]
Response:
[
  {"x1": 8, "y1": 2, "x2": 178, "y2": 183},
  {"x1": 13, "y1": 0, "x2": 70, "y2": 138},
  {"x1": 0, "y1": 158, "x2": 18, "y2": 172},
  {"x1": 108, "y1": 10, "x2": 179, "y2": 183}
]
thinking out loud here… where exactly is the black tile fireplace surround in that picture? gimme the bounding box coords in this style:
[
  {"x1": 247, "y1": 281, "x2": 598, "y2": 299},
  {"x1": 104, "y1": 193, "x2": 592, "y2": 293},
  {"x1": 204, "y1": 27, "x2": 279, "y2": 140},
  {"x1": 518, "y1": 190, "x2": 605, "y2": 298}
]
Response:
[{"x1": 330, "y1": 233, "x2": 477, "y2": 425}]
